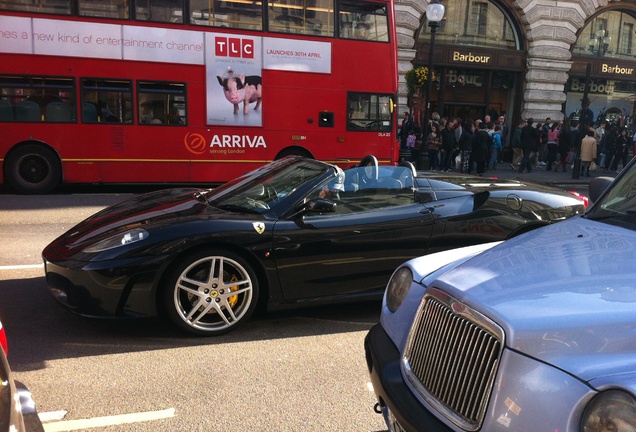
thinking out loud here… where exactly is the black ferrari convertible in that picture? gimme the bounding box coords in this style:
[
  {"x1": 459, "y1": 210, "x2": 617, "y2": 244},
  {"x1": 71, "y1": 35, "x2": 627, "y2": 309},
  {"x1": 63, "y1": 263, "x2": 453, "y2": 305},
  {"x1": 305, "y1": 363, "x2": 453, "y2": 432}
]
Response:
[{"x1": 42, "y1": 155, "x2": 586, "y2": 336}]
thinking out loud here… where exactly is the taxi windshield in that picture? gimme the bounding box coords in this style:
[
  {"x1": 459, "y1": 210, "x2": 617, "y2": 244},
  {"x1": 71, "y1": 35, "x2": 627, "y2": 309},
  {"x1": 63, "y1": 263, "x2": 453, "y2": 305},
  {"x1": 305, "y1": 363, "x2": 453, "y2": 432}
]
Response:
[{"x1": 588, "y1": 162, "x2": 636, "y2": 223}]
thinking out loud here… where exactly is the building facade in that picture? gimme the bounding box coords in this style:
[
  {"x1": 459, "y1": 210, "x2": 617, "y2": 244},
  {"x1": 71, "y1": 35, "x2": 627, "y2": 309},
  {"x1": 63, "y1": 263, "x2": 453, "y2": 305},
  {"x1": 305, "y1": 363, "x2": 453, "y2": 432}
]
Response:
[{"x1": 396, "y1": 0, "x2": 636, "y2": 134}]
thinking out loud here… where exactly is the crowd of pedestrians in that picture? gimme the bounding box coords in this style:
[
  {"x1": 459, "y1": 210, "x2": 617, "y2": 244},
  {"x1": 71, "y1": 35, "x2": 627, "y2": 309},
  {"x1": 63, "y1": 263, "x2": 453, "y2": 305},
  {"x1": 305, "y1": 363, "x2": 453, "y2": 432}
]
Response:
[
  {"x1": 398, "y1": 112, "x2": 510, "y2": 176},
  {"x1": 511, "y1": 116, "x2": 634, "y2": 176},
  {"x1": 398, "y1": 111, "x2": 635, "y2": 177}
]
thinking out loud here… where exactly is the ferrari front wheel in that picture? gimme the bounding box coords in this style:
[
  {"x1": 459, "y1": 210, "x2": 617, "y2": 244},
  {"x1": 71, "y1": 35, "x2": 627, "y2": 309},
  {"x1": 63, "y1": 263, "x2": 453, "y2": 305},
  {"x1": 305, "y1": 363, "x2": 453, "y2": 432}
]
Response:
[{"x1": 162, "y1": 250, "x2": 259, "y2": 336}]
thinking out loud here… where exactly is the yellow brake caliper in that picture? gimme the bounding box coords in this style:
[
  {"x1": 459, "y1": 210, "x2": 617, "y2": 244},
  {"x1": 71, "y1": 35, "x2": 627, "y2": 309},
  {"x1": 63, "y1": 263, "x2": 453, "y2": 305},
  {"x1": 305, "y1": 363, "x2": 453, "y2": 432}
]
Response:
[{"x1": 227, "y1": 274, "x2": 239, "y2": 308}]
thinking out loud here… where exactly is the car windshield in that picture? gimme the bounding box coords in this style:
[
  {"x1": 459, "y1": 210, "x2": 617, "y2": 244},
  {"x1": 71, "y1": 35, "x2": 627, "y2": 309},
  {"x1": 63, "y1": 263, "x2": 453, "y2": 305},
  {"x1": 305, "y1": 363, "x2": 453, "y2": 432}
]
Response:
[
  {"x1": 587, "y1": 162, "x2": 636, "y2": 225},
  {"x1": 204, "y1": 157, "x2": 331, "y2": 213}
]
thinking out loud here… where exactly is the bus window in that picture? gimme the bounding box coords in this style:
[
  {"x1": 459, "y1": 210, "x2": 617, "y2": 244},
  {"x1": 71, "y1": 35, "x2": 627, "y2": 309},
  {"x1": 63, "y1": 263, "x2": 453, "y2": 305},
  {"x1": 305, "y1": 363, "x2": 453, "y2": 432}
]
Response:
[
  {"x1": 81, "y1": 79, "x2": 133, "y2": 124},
  {"x1": 136, "y1": 0, "x2": 184, "y2": 23},
  {"x1": 347, "y1": 92, "x2": 392, "y2": 131},
  {"x1": 1, "y1": 0, "x2": 72, "y2": 14},
  {"x1": 189, "y1": 0, "x2": 263, "y2": 30},
  {"x1": 79, "y1": 0, "x2": 129, "y2": 19},
  {"x1": 339, "y1": 0, "x2": 388, "y2": 41},
  {"x1": 268, "y1": 0, "x2": 334, "y2": 36},
  {"x1": 0, "y1": 75, "x2": 75, "y2": 123},
  {"x1": 138, "y1": 81, "x2": 187, "y2": 125}
]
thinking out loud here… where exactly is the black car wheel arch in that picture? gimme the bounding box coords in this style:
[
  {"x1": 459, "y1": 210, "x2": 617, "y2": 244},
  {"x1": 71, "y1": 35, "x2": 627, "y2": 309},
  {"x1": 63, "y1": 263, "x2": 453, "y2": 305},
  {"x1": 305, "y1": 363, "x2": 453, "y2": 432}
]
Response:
[{"x1": 161, "y1": 248, "x2": 261, "y2": 336}]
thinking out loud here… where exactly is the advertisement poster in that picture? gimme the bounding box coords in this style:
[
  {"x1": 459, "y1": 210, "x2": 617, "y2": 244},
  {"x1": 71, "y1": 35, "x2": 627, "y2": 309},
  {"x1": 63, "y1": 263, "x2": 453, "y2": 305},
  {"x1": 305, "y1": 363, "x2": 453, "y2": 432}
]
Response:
[
  {"x1": 1, "y1": 18, "x2": 333, "y2": 129},
  {"x1": 263, "y1": 37, "x2": 331, "y2": 74},
  {"x1": 0, "y1": 17, "x2": 205, "y2": 64},
  {"x1": 205, "y1": 33, "x2": 263, "y2": 127},
  {"x1": 0, "y1": 16, "x2": 33, "y2": 55}
]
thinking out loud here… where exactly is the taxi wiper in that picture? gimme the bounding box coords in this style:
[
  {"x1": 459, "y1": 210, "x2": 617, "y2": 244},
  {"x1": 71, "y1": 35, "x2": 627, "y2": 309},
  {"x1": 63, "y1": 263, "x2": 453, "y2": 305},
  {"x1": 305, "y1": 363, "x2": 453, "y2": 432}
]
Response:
[{"x1": 586, "y1": 210, "x2": 636, "y2": 220}]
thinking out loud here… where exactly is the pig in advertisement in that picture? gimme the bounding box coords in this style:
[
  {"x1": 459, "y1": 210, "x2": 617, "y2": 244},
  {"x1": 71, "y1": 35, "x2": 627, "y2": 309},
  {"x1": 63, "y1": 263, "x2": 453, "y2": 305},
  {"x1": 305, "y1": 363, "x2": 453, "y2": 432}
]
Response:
[{"x1": 217, "y1": 74, "x2": 262, "y2": 115}]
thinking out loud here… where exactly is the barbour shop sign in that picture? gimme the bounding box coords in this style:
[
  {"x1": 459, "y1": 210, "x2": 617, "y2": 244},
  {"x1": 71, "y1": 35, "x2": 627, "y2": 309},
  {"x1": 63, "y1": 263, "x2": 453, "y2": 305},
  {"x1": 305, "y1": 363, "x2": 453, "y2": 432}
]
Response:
[
  {"x1": 452, "y1": 51, "x2": 491, "y2": 64},
  {"x1": 601, "y1": 64, "x2": 634, "y2": 76}
]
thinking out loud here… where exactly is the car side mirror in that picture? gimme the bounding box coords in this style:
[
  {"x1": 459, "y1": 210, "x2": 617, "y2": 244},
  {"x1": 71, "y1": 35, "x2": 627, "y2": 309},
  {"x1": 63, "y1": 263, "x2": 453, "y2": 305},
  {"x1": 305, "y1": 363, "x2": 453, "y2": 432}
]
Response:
[
  {"x1": 291, "y1": 198, "x2": 337, "y2": 218},
  {"x1": 589, "y1": 176, "x2": 614, "y2": 203}
]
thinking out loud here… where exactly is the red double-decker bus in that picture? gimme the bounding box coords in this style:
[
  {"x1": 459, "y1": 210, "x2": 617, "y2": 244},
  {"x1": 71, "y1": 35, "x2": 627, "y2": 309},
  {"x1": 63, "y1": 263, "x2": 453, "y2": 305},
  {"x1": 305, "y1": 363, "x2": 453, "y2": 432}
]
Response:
[{"x1": 0, "y1": 0, "x2": 398, "y2": 194}]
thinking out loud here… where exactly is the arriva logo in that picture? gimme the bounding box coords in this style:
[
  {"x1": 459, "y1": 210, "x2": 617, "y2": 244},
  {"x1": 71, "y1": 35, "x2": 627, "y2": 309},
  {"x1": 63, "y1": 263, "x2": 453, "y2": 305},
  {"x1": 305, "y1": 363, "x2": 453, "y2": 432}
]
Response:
[
  {"x1": 184, "y1": 133, "x2": 208, "y2": 155},
  {"x1": 211, "y1": 135, "x2": 266, "y2": 148},
  {"x1": 184, "y1": 133, "x2": 267, "y2": 155}
]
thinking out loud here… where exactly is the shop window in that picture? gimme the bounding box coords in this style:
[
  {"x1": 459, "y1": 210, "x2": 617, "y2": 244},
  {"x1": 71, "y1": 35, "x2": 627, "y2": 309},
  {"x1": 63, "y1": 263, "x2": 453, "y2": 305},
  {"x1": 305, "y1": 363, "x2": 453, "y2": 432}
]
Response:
[
  {"x1": 0, "y1": 0, "x2": 71, "y2": 14},
  {"x1": 339, "y1": 0, "x2": 388, "y2": 42},
  {"x1": 595, "y1": 18, "x2": 609, "y2": 34},
  {"x1": 0, "y1": 75, "x2": 76, "y2": 122},
  {"x1": 564, "y1": 75, "x2": 636, "y2": 127},
  {"x1": 573, "y1": 10, "x2": 636, "y2": 60},
  {"x1": 190, "y1": 0, "x2": 263, "y2": 30},
  {"x1": 136, "y1": 0, "x2": 184, "y2": 23},
  {"x1": 268, "y1": 0, "x2": 334, "y2": 36},
  {"x1": 347, "y1": 92, "x2": 392, "y2": 132},
  {"x1": 81, "y1": 78, "x2": 133, "y2": 123},
  {"x1": 466, "y1": 1, "x2": 487, "y2": 37},
  {"x1": 417, "y1": 0, "x2": 519, "y2": 50},
  {"x1": 138, "y1": 81, "x2": 187, "y2": 125},
  {"x1": 619, "y1": 23, "x2": 633, "y2": 55},
  {"x1": 79, "y1": 0, "x2": 129, "y2": 19}
]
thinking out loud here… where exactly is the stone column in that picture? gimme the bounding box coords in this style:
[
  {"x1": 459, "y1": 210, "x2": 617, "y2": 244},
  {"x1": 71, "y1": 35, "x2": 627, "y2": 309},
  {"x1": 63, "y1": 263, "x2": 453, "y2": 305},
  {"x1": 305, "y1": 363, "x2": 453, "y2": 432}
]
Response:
[
  {"x1": 394, "y1": 0, "x2": 425, "y2": 113},
  {"x1": 517, "y1": 0, "x2": 606, "y2": 121}
]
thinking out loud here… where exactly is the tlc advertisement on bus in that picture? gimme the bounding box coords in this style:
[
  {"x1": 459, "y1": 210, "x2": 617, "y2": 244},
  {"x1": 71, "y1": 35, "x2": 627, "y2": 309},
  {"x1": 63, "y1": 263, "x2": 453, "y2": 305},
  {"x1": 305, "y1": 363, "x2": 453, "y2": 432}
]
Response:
[
  {"x1": 205, "y1": 34, "x2": 331, "y2": 127},
  {"x1": 0, "y1": 15, "x2": 332, "y2": 130}
]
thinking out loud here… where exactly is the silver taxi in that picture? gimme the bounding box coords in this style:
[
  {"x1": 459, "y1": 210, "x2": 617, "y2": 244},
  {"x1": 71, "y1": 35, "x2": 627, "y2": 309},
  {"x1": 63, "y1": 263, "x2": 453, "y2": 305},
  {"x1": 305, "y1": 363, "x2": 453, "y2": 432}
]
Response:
[{"x1": 365, "y1": 159, "x2": 636, "y2": 431}]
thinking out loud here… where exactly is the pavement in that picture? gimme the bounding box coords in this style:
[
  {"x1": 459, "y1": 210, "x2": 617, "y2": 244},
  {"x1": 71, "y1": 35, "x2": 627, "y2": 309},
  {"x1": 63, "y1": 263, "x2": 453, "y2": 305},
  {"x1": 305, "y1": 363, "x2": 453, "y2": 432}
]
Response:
[{"x1": 483, "y1": 161, "x2": 619, "y2": 185}]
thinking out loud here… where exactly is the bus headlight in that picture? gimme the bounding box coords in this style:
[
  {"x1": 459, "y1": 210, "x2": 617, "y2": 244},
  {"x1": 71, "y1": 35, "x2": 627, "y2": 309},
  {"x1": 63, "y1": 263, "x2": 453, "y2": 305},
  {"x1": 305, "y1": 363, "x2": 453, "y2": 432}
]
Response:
[
  {"x1": 386, "y1": 267, "x2": 413, "y2": 313},
  {"x1": 83, "y1": 228, "x2": 149, "y2": 253},
  {"x1": 581, "y1": 390, "x2": 636, "y2": 432}
]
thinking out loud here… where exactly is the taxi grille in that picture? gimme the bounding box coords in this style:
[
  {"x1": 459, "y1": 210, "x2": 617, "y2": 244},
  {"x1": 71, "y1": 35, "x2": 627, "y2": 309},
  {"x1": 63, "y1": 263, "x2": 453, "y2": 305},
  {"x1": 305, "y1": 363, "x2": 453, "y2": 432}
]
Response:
[{"x1": 403, "y1": 290, "x2": 503, "y2": 431}]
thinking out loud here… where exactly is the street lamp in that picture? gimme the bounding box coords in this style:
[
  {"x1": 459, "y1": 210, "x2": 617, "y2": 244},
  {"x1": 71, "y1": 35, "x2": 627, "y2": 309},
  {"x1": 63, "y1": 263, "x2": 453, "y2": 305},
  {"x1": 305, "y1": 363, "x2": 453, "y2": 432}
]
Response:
[
  {"x1": 589, "y1": 28, "x2": 611, "y2": 57},
  {"x1": 423, "y1": 0, "x2": 445, "y2": 136}
]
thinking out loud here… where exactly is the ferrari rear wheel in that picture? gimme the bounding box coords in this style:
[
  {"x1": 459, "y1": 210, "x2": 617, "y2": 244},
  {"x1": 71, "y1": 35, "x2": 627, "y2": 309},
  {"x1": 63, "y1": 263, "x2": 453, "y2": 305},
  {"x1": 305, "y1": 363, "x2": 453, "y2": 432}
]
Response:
[{"x1": 162, "y1": 250, "x2": 259, "y2": 336}]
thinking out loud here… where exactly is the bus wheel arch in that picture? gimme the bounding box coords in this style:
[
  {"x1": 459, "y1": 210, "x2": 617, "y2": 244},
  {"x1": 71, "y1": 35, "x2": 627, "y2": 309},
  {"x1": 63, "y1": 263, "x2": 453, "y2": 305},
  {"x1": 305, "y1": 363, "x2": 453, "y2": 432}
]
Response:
[
  {"x1": 4, "y1": 142, "x2": 62, "y2": 194},
  {"x1": 274, "y1": 147, "x2": 313, "y2": 160}
]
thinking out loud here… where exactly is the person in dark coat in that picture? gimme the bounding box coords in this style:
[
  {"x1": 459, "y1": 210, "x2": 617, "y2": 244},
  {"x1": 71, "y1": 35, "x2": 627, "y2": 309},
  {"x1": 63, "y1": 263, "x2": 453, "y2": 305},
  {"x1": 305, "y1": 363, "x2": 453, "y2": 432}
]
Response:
[
  {"x1": 518, "y1": 118, "x2": 540, "y2": 174},
  {"x1": 603, "y1": 125, "x2": 617, "y2": 171},
  {"x1": 398, "y1": 111, "x2": 414, "y2": 149},
  {"x1": 439, "y1": 118, "x2": 456, "y2": 172},
  {"x1": 458, "y1": 120, "x2": 474, "y2": 173},
  {"x1": 554, "y1": 123, "x2": 572, "y2": 172},
  {"x1": 472, "y1": 121, "x2": 490, "y2": 176},
  {"x1": 611, "y1": 128, "x2": 630, "y2": 172}
]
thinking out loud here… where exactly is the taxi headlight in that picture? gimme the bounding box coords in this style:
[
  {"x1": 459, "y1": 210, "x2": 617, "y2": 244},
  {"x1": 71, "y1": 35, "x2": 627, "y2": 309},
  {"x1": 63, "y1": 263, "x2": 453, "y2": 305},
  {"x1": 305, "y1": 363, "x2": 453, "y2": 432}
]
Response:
[
  {"x1": 83, "y1": 228, "x2": 149, "y2": 253},
  {"x1": 386, "y1": 267, "x2": 413, "y2": 313},
  {"x1": 581, "y1": 390, "x2": 636, "y2": 432}
]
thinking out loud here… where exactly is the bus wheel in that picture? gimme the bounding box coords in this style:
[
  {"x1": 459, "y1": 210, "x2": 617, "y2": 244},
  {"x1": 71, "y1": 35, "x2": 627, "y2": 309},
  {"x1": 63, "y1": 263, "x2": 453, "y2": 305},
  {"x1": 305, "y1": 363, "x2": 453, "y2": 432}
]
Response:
[
  {"x1": 275, "y1": 147, "x2": 312, "y2": 160},
  {"x1": 5, "y1": 145, "x2": 61, "y2": 194}
]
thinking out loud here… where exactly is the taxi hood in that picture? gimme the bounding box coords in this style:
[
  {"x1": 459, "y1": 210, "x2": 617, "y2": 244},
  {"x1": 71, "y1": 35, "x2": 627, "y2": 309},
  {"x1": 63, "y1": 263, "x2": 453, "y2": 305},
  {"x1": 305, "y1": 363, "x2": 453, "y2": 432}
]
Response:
[{"x1": 432, "y1": 216, "x2": 636, "y2": 383}]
